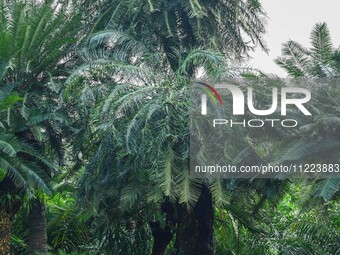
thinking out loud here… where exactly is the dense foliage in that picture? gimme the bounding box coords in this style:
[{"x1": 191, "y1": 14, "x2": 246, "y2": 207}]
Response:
[{"x1": 0, "y1": 0, "x2": 338, "y2": 255}]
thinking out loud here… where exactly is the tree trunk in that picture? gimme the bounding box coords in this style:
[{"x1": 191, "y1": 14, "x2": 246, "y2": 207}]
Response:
[
  {"x1": 150, "y1": 198, "x2": 175, "y2": 255},
  {"x1": 29, "y1": 199, "x2": 47, "y2": 254},
  {"x1": 150, "y1": 221, "x2": 173, "y2": 255},
  {"x1": 174, "y1": 185, "x2": 214, "y2": 255},
  {"x1": 0, "y1": 209, "x2": 12, "y2": 255}
]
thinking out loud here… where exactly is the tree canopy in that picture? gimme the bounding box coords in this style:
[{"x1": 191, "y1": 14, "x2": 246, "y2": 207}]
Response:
[{"x1": 0, "y1": 1, "x2": 339, "y2": 255}]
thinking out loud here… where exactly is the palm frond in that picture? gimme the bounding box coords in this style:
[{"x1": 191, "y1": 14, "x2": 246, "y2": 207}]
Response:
[{"x1": 312, "y1": 178, "x2": 340, "y2": 201}]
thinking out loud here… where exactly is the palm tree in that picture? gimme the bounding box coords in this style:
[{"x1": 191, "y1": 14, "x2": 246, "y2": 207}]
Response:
[
  {"x1": 64, "y1": 1, "x2": 299, "y2": 254},
  {"x1": 73, "y1": 67, "x2": 294, "y2": 255},
  {"x1": 0, "y1": 85, "x2": 52, "y2": 254},
  {"x1": 276, "y1": 23, "x2": 340, "y2": 77},
  {"x1": 0, "y1": 0, "x2": 83, "y2": 253},
  {"x1": 86, "y1": 0, "x2": 268, "y2": 73},
  {"x1": 275, "y1": 23, "x2": 340, "y2": 202},
  {"x1": 273, "y1": 23, "x2": 340, "y2": 254}
]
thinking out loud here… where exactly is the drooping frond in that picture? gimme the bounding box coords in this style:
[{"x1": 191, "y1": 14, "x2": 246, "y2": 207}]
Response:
[
  {"x1": 275, "y1": 40, "x2": 310, "y2": 77},
  {"x1": 312, "y1": 178, "x2": 340, "y2": 201}
]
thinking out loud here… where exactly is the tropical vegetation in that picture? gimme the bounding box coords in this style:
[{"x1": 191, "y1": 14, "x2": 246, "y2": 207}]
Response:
[{"x1": 0, "y1": 0, "x2": 338, "y2": 255}]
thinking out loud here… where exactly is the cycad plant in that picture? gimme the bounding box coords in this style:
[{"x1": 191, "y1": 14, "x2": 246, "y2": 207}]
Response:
[
  {"x1": 0, "y1": 0, "x2": 82, "y2": 253},
  {"x1": 0, "y1": 85, "x2": 52, "y2": 255}
]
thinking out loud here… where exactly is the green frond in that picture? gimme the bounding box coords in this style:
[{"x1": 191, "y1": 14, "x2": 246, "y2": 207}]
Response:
[
  {"x1": 84, "y1": 30, "x2": 149, "y2": 62},
  {"x1": 210, "y1": 178, "x2": 230, "y2": 206},
  {"x1": 312, "y1": 178, "x2": 340, "y2": 201},
  {"x1": 276, "y1": 139, "x2": 340, "y2": 164},
  {"x1": 5, "y1": 162, "x2": 28, "y2": 191},
  {"x1": 277, "y1": 22, "x2": 340, "y2": 77},
  {"x1": 310, "y1": 23, "x2": 333, "y2": 62},
  {"x1": 293, "y1": 219, "x2": 339, "y2": 254},
  {"x1": 177, "y1": 49, "x2": 225, "y2": 76},
  {"x1": 0, "y1": 139, "x2": 16, "y2": 157},
  {"x1": 100, "y1": 83, "x2": 133, "y2": 116},
  {"x1": 177, "y1": 170, "x2": 201, "y2": 208},
  {"x1": 275, "y1": 40, "x2": 310, "y2": 77},
  {"x1": 156, "y1": 146, "x2": 176, "y2": 199},
  {"x1": 17, "y1": 161, "x2": 51, "y2": 196}
]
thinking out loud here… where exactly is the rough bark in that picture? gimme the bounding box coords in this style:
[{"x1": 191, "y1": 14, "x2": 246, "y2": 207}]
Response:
[
  {"x1": 0, "y1": 178, "x2": 21, "y2": 255},
  {"x1": 174, "y1": 185, "x2": 215, "y2": 255},
  {"x1": 29, "y1": 199, "x2": 48, "y2": 254},
  {"x1": 150, "y1": 221, "x2": 173, "y2": 255},
  {"x1": 150, "y1": 199, "x2": 175, "y2": 255},
  {"x1": 0, "y1": 209, "x2": 11, "y2": 255}
]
